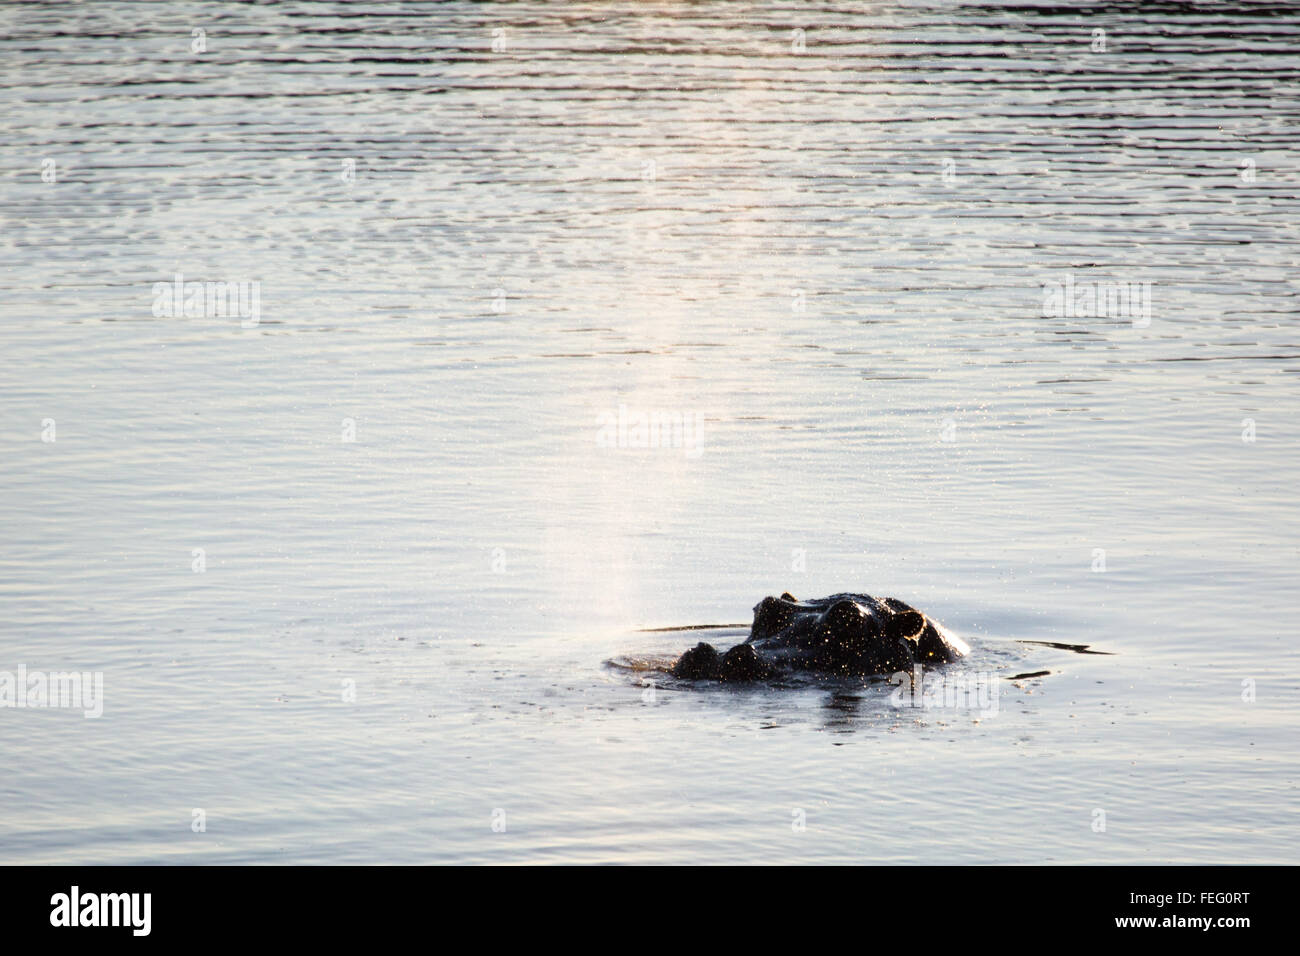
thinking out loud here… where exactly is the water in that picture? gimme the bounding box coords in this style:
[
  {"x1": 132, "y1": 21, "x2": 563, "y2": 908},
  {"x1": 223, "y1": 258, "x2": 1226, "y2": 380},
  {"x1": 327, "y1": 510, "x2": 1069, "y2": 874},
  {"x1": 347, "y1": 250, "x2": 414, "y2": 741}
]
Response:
[{"x1": 1, "y1": 1, "x2": 1298, "y2": 864}]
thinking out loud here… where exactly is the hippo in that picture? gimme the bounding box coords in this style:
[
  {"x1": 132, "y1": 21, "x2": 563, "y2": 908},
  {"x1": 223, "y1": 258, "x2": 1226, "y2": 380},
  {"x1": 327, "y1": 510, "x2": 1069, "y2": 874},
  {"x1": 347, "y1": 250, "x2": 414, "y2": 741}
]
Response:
[{"x1": 672, "y1": 592, "x2": 968, "y2": 681}]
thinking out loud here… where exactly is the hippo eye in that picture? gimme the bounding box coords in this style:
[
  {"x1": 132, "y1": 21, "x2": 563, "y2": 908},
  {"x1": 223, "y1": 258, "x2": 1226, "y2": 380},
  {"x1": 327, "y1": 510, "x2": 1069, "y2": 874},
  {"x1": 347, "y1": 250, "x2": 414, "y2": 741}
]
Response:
[
  {"x1": 825, "y1": 599, "x2": 865, "y2": 632},
  {"x1": 751, "y1": 595, "x2": 796, "y2": 637},
  {"x1": 780, "y1": 592, "x2": 796, "y2": 602}
]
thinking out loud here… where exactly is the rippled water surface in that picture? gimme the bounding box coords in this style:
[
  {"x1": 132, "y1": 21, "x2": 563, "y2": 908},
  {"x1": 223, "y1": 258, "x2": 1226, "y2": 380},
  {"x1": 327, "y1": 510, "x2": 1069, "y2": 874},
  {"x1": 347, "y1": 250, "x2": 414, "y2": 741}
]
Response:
[{"x1": 2, "y1": 1, "x2": 1298, "y2": 864}]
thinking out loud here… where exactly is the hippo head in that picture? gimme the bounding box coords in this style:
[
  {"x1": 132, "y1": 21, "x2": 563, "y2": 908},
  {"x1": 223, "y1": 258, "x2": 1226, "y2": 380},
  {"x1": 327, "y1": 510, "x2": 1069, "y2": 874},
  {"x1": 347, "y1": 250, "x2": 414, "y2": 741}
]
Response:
[
  {"x1": 748, "y1": 592, "x2": 928, "y2": 674},
  {"x1": 672, "y1": 591, "x2": 967, "y2": 682}
]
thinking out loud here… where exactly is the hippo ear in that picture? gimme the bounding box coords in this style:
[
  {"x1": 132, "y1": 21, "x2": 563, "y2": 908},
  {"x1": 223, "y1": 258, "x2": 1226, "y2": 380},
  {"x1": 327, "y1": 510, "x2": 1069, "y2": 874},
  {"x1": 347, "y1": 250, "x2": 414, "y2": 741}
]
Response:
[
  {"x1": 780, "y1": 591, "x2": 796, "y2": 602},
  {"x1": 885, "y1": 609, "x2": 926, "y2": 642}
]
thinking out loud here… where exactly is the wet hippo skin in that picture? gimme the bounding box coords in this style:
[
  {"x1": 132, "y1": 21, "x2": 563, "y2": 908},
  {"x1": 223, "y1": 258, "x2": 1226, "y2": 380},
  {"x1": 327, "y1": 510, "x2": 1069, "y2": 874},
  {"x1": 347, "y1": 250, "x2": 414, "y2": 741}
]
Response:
[{"x1": 672, "y1": 592, "x2": 968, "y2": 681}]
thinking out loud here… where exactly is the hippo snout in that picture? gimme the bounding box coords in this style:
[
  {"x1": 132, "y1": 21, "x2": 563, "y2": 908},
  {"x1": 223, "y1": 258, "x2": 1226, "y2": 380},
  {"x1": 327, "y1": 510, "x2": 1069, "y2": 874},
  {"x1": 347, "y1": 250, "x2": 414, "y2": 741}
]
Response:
[{"x1": 673, "y1": 641, "x2": 774, "y2": 682}]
